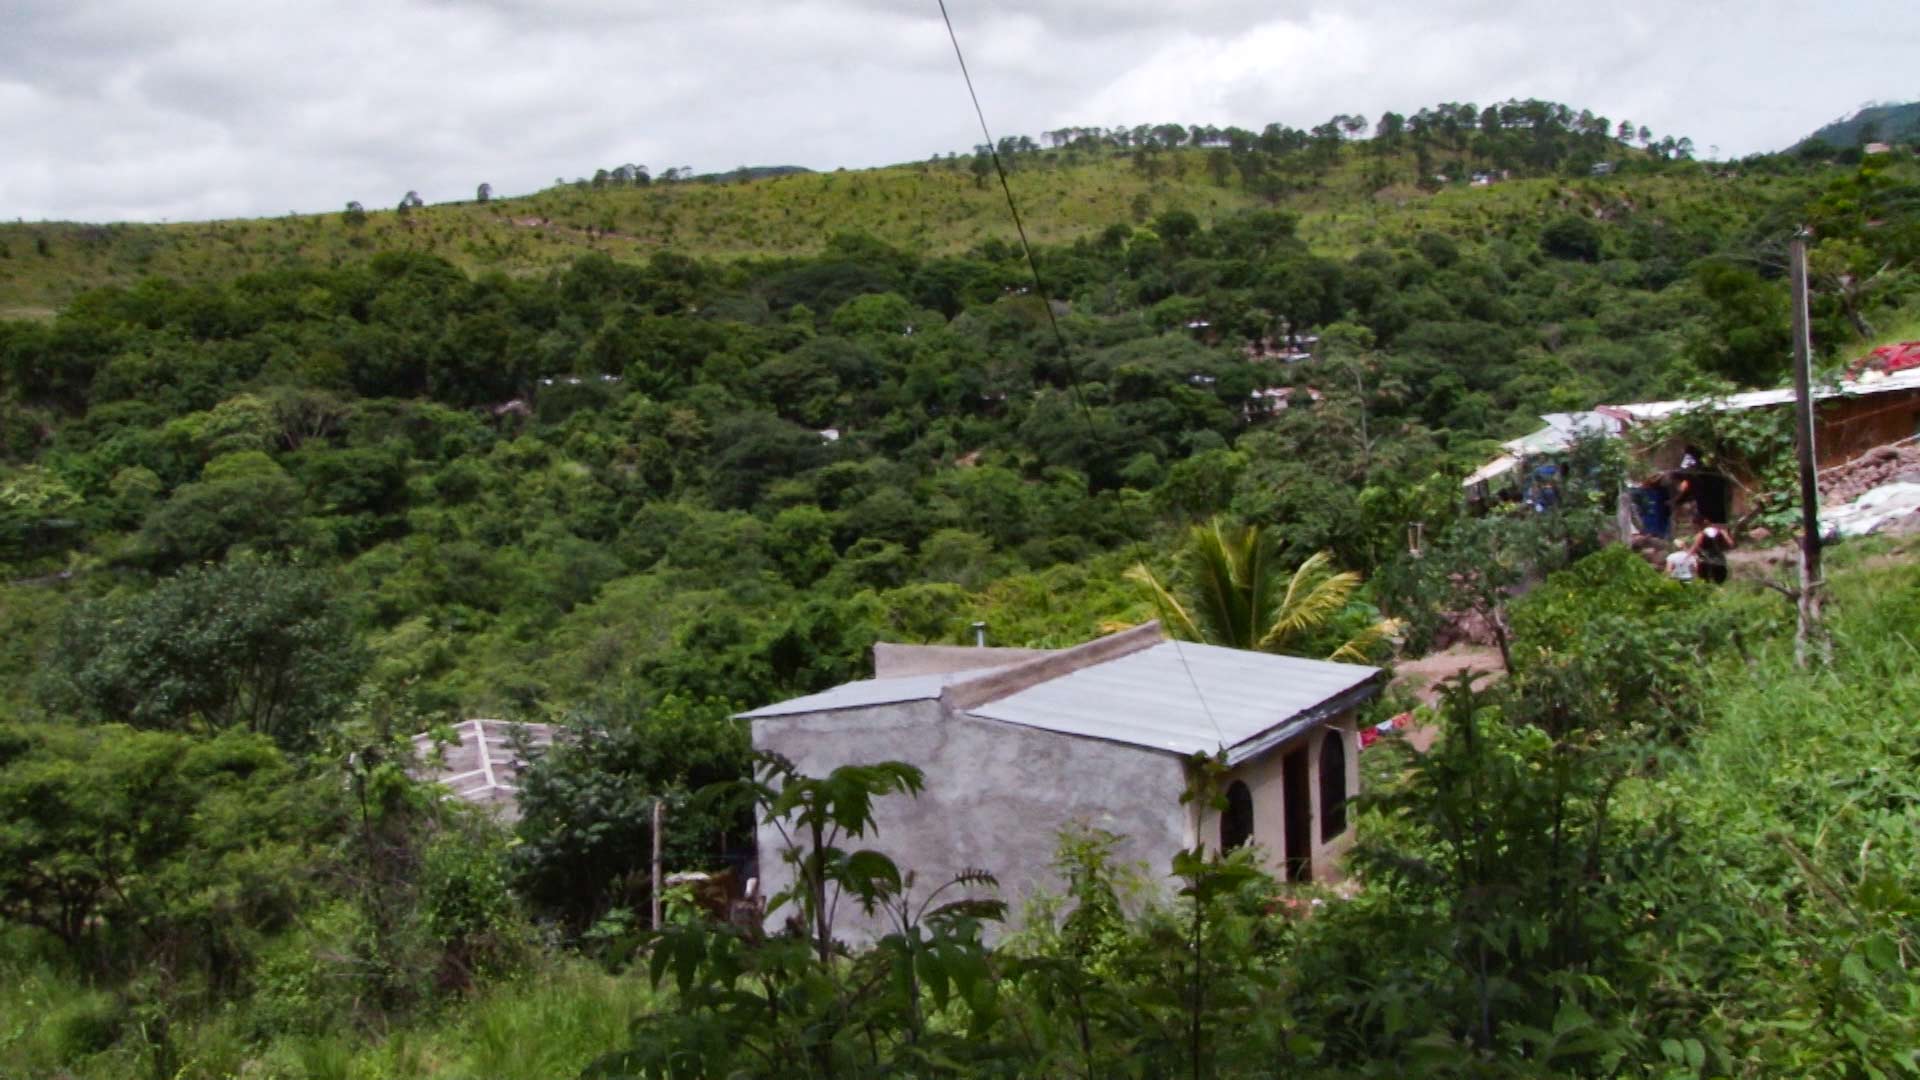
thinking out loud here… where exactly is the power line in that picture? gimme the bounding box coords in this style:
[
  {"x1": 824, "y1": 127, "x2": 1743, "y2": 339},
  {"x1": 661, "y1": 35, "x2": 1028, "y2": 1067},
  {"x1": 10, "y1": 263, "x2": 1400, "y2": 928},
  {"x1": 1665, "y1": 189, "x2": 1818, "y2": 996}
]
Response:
[
  {"x1": 933, "y1": 2, "x2": 1225, "y2": 753},
  {"x1": 1167, "y1": 633, "x2": 1228, "y2": 752},
  {"x1": 934, "y1": 0, "x2": 1099, "y2": 436}
]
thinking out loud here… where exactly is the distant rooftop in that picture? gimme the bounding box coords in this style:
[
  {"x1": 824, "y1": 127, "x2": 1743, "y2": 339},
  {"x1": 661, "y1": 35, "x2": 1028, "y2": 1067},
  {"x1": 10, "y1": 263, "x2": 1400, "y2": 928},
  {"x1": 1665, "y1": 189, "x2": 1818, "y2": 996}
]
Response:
[
  {"x1": 409, "y1": 719, "x2": 555, "y2": 821},
  {"x1": 1466, "y1": 367, "x2": 1920, "y2": 489},
  {"x1": 1599, "y1": 366, "x2": 1920, "y2": 424}
]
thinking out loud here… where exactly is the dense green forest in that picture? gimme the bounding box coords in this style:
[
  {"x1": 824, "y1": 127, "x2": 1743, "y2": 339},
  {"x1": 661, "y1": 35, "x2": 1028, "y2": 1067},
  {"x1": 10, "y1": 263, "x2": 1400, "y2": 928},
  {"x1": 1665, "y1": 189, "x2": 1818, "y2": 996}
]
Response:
[{"x1": 3, "y1": 102, "x2": 1920, "y2": 1077}]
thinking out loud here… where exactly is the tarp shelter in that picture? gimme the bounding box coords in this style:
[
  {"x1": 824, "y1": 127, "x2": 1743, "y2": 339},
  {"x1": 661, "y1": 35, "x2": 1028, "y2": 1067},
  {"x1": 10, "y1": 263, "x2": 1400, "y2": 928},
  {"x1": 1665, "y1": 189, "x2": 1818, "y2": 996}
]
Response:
[{"x1": 1461, "y1": 411, "x2": 1623, "y2": 496}]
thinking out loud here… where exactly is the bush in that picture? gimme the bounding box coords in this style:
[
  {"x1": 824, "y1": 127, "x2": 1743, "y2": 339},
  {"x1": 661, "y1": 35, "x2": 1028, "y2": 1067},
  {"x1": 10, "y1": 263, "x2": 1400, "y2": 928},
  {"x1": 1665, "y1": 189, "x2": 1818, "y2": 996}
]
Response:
[
  {"x1": 43, "y1": 559, "x2": 367, "y2": 750},
  {"x1": 420, "y1": 827, "x2": 529, "y2": 986},
  {"x1": 512, "y1": 695, "x2": 751, "y2": 933},
  {"x1": 1508, "y1": 544, "x2": 1777, "y2": 738},
  {"x1": 46, "y1": 990, "x2": 125, "y2": 1060}
]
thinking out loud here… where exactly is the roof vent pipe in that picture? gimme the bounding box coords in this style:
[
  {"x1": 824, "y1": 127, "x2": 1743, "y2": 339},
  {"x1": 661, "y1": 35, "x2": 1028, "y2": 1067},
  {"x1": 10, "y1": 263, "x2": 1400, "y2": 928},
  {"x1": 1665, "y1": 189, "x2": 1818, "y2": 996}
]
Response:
[{"x1": 971, "y1": 621, "x2": 987, "y2": 648}]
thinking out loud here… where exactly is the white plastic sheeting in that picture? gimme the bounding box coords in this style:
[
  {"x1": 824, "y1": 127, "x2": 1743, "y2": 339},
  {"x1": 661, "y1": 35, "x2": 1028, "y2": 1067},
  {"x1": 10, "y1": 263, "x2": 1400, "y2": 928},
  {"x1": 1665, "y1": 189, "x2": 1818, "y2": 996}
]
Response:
[{"x1": 1820, "y1": 482, "x2": 1920, "y2": 539}]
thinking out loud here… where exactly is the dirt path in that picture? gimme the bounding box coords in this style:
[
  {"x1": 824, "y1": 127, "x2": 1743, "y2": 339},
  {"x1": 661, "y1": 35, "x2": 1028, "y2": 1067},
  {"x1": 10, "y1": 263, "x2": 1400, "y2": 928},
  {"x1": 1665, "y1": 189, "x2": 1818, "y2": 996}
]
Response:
[
  {"x1": 1387, "y1": 644, "x2": 1505, "y2": 751},
  {"x1": 1394, "y1": 644, "x2": 1504, "y2": 705}
]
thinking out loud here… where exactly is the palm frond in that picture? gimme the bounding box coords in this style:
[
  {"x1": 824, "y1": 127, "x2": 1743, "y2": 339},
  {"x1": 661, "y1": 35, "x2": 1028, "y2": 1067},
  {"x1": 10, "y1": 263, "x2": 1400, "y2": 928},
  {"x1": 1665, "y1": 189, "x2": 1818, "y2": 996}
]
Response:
[
  {"x1": 1124, "y1": 521, "x2": 1390, "y2": 662},
  {"x1": 1179, "y1": 521, "x2": 1251, "y2": 648},
  {"x1": 1243, "y1": 522, "x2": 1280, "y2": 650},
  {"x1": 1327, "y1": 617, "x2": 1404, "y2": 663},
  {"x1": 1261, "y1": 552, "x2": 1362, "y2": 651},
  {"x1": 1124, "y1": 561, "x2": 1202, "y2": 642}
]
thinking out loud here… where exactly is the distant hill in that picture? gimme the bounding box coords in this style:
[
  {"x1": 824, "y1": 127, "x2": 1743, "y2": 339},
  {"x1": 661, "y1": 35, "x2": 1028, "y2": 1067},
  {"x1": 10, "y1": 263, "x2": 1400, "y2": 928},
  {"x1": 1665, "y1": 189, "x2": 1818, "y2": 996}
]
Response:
[
  {"x1": 0, "y1": 100, "x2": 1690, "y2": 318},
  {"x1": 1792, "y1": 102, "x2": 1920, "y2": 151}
]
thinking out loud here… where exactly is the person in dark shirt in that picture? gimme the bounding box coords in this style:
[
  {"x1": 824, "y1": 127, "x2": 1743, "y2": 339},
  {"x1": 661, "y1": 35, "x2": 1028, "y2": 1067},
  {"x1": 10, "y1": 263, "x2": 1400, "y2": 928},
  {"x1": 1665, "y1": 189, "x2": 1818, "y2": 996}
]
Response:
[{"x1": 1691, "y1": 523, "x2": 1735, "y2": 584}]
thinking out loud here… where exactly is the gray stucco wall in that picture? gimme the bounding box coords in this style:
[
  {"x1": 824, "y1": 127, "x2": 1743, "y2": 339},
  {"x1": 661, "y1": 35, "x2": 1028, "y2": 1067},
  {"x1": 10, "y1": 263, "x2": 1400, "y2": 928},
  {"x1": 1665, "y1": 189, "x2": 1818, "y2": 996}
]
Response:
[{"x1": 753, "y1": 699, "x2": 1191, "y2": 944}]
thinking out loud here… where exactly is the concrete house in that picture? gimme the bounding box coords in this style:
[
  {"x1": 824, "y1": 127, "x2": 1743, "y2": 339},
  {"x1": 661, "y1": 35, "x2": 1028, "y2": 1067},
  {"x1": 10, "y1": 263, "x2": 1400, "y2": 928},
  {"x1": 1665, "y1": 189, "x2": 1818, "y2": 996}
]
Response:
[{"x1": 740, "y1": 623, "x2": 1384, "y2": 941}]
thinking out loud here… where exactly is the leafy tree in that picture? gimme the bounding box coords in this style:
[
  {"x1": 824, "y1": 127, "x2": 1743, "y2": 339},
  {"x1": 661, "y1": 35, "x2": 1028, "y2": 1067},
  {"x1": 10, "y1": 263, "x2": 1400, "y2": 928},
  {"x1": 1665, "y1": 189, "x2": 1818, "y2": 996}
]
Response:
[
  {"x1": 1302, "y1": 676, "x2": 1659, "y2": 1067},
  {"x1": 1686, "y1": 262, "x2": 1793, "y2": 384},
  {"x1": 45, "y1": 560, "x2": 367, "y2": 750},
  {"x1": 0, "y1": 465, "x2": 84, "y2": 567},
  {"x1": 1377, "y1": 433, "x2": 1625, "y2": 666},
  {"x1": 136, "y1": 449, "x2": 305, "y2": 567},
  {"x1": 1539, "y1": 213, "x2": 1603, "y2": 261},
  {"x1": 706, "y1": 411, "x2": 833, "y2": 509},
  {"x1": 0, "y1": 724, "x2": 324, "y2": 973},
  {"x1": 511, "y1": 695, "x2": 750, "y2": 933}
]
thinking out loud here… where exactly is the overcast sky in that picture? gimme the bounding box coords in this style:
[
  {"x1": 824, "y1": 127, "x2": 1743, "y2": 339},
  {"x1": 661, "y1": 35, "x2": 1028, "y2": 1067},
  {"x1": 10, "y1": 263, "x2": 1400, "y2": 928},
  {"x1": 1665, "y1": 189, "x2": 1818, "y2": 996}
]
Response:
[{"x1": 4, "y1": 0, "x2": 1914, "y2": 223}]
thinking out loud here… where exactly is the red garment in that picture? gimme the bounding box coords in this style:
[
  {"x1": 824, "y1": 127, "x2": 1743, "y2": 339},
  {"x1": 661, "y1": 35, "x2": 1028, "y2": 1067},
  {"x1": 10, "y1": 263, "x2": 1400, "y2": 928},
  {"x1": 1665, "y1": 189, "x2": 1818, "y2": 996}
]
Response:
[
  {"x1": 1847, "y1": 342, "x2": 1920, "y2": 379},
  {"x1": 1360, "y1": 712, "x2": 1413, "y2": 750}
]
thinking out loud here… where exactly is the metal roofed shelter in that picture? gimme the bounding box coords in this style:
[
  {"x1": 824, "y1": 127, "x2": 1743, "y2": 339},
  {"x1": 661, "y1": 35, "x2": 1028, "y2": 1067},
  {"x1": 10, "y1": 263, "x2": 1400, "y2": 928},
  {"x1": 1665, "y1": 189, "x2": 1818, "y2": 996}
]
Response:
[
  {"x1": 741, "y1": 623, "x2": 1383, "y2": 942},
  {"x1": 1465, "y1": 367, "x2": 1920, "y2": 521},
  {"x1": 1461, "y1": 410, "x2": 1624, "y2": 497},
  {"x1": 409, "y1": 719, "x2": 555, "y2": 821}
]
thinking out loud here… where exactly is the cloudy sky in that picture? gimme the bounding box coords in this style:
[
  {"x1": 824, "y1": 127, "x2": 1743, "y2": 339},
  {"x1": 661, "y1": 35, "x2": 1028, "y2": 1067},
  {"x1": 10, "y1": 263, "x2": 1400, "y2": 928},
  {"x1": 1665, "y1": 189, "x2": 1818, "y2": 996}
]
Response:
[{"x1": 4, "y1": 0, "x2": 1913, "y2": 223}]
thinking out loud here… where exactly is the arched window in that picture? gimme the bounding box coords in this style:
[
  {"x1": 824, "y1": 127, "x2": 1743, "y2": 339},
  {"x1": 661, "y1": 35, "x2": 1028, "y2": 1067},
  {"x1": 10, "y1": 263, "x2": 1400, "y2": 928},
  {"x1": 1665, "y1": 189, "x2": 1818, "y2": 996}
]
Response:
[
  {"x1": 1220, "y1": 780, "x2": 1254, "y2": 851},
  {"x1": 1320, "y1": 734, "x2": 1348, "y2": 841}
]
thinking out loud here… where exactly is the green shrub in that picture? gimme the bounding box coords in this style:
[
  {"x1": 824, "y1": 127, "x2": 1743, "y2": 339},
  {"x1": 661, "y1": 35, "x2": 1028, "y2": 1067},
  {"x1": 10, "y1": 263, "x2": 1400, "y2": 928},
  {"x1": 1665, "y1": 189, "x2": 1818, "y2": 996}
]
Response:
[{"x1": 46, "y1": 989, "x2": 124, "y2": 1060}]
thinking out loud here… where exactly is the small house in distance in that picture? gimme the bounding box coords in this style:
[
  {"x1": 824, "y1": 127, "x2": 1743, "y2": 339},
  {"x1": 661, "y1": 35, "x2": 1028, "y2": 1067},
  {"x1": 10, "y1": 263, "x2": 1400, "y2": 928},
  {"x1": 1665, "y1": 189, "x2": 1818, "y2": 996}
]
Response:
[
  {"x1": 740, "y1": 623, "x2": 1383, "y2": 942},
  {"x1": 1465, "y1": 360, "x2": 1920, "y2": 525}
]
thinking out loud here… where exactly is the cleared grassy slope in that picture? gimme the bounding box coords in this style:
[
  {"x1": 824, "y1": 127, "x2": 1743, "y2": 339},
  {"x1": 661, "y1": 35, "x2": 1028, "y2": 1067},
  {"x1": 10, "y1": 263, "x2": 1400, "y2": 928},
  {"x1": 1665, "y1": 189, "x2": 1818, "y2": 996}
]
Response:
[
  {"x1": 0, "y1": 151, "x2": 1250, "y2": 317},
  {"x1": 0, "y1": 144, "x2": 1750, "y2": 318}
]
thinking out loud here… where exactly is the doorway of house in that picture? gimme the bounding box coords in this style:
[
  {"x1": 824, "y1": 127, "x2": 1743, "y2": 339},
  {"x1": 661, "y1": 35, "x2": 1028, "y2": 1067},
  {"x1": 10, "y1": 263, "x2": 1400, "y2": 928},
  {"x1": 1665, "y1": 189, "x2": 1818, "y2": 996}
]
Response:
[
  {"x1": 1282, "y1": 748, "x2": 1312, "y2": 882},
  {"x1": 1689, "y1": 469, "x2": 1731, "y2": 524}
]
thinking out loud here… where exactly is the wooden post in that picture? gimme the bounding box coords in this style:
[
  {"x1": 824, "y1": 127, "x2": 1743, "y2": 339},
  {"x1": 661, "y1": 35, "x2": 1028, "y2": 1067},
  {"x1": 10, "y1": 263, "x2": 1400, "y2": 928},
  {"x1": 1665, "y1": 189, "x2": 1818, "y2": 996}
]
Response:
[
  {"x1": 651, "y1": 798, "x2": 664, "y2": 930},
  {"x1": 1789, "y1": 232, "x2": 1828, "y2": 668}
]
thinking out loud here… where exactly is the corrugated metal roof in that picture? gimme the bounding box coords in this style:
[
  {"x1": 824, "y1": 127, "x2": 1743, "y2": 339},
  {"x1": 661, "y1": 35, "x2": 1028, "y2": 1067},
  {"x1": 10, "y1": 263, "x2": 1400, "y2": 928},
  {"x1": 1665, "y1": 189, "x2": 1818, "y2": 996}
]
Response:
[
  {"x1": 1606, "y1": 367, "x2": 1920, "y2": 422},
  {"x1": 1502, "y1": 411, "x2": 1622, "y2": 455},
  {"x1": 1466, "y1": 411, "x2": 1624, "y2": 489},
  {"x1": 409, "y1": 719, "x2": 555, "y2": 821},
  {"x1": 739, "y1": 671, "x2": 978, "y2": 719},
  {"x1": 1464, "y1": 453, "x2": 1519, "y2": 488},
  {"x1": 965, "y1": 641, "x2": 1380, "y2": 762}
]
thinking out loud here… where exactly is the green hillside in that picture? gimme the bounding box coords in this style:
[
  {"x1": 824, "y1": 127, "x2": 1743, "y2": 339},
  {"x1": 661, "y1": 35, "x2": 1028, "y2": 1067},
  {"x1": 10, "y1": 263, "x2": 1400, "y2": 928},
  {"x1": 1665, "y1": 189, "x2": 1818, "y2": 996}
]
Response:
[
  {"x1": 1792, "y1": 100, "x2": 1920, "y2": 152},
  {"x1": 4, "y1": 98, "x2": 1920, "y2": 1078},
  {"x1": 0, "y1": 151, "x2": 1264, "y2": 319},
  {"x1": 0, "y1": 116, "x2": 1710, "y2": 321}
]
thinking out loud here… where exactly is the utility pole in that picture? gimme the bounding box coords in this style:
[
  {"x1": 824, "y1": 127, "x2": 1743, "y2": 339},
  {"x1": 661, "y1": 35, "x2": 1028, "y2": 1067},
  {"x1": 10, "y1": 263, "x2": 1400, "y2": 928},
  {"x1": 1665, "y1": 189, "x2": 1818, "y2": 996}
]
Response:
[
  {"x1": 651, "y1": 798, "x2": 665, "y2": 930},
  {"x1": 1789, "y1": 231, "x2": 1829, "y2": 668},
  {"x1": 1348, "y1": 355, "x2": 1372, "y2": 471}
]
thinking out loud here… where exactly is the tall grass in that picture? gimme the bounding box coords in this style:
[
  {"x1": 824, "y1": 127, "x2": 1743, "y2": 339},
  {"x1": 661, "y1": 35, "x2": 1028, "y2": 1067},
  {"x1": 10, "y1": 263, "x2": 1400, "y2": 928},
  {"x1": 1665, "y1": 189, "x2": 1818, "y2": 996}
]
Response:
[
  {"x1": 0, "y1": 946, "x2": 659, "y2": 1080},
  {"x1": 1685, "y1": 556, "x2": 1920, "y2": 841},
  {"x1": 0, "y1": 143, "x2": 1772, "y2": 315},
  {"x1": 1634, "y1": 553, "x2": 1920, "y2": 1071},
  {"x1": 0, "y1": 148, "x2": 1263, "y2": 313}
]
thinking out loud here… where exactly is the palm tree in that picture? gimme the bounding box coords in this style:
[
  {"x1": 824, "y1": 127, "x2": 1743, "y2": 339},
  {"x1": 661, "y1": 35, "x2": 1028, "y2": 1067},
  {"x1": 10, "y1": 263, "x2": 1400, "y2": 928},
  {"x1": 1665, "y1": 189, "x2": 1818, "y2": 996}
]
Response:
[{"x1": 1126, "y1": 518, "x2": 1397, "y2": 662}]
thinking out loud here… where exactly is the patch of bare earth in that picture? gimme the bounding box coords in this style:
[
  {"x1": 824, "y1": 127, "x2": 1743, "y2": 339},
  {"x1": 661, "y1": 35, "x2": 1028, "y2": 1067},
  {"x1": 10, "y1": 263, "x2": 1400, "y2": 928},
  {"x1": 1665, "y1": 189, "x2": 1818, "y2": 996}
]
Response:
[{"x1": 1388, "y1": 644, "x2": 1504, "y2": 751}]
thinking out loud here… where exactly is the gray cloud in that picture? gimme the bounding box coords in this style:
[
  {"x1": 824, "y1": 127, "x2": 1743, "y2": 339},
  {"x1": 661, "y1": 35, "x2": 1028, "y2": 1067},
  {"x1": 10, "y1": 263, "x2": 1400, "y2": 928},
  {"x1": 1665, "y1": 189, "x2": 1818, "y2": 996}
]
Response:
[{"x1": 0, "y1": 0, "x2": 1911, "y2": 222}]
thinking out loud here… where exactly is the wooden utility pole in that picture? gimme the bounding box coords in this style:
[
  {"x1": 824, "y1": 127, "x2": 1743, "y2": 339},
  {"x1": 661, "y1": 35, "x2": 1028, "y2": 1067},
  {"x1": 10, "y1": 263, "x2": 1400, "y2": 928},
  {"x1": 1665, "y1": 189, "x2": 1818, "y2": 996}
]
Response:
[
  {"x1": 651, "y1": 798, "x2": 665, "y2": 930},
  {"x1": 1789, "y1": 231, "x2": 1829, "y2": 667}
]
